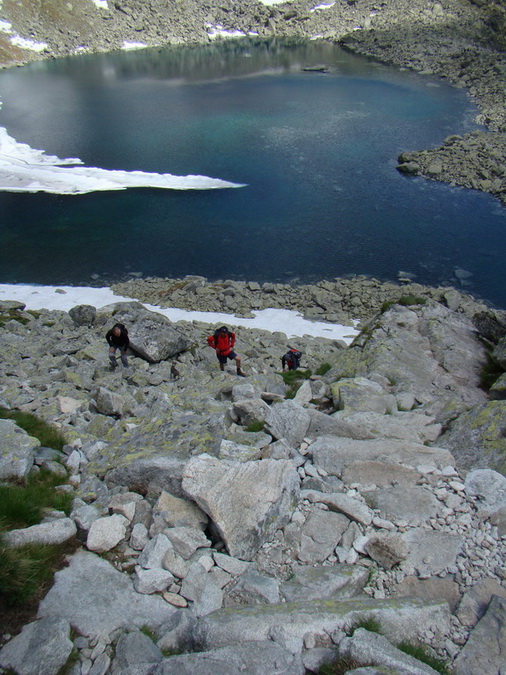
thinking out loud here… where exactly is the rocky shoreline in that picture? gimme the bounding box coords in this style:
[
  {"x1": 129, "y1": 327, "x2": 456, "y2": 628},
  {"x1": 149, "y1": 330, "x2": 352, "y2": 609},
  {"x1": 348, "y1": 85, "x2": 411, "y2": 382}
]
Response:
[
  {"x1": 1, "y1": 0, "x2": 506, "y2": 207},
  {"x1": 110, "y1": 273, "x2": 498, "y2": 325}
]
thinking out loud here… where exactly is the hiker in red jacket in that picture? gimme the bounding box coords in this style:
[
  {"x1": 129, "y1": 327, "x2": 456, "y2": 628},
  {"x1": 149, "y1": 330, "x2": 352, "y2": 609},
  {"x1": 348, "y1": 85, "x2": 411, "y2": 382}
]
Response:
[{"x1": 207, "y1": 326, "x2": 246, "y2": 376}]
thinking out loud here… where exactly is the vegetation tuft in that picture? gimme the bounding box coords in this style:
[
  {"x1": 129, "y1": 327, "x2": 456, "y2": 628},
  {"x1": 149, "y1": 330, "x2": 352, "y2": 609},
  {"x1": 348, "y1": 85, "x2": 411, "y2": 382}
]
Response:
[
  {"x1": 479, "y1": 353, "x2": 504, "y2": 391},
  {"x1": 315, "y1": 362, "x2": 332, "y2": 376},
  {"x1": 0, "y1": 407, "x2": 66, "y2": 450},
  {"x1": 244, "y1": 421, "x2": 265, "y2": 433},
  {"x1": 397, "y1": 642, "x2": 451, "y2": 674},
  {"x1": 381, "y1": 295, "x2": 427, "y2": 313},
  {"x1": 280, "y1": 368, "x2": 312, "y2": 399},
  {"x1": 0, "y1": 471, "x2": 74, "y2": 614}
]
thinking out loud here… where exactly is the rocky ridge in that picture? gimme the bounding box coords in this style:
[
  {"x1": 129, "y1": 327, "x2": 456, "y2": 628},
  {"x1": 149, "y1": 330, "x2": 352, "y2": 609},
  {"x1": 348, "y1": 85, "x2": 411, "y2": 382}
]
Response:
[
  {"x1": 0, "y1": 292, "x2": 506, "y2": 673},
  {"x1": 1, "y1": 0, "x2": 506, "y2": 206}
]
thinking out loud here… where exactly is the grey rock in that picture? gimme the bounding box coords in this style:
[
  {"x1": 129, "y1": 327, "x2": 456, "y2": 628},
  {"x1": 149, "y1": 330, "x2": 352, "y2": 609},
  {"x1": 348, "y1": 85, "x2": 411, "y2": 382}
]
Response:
[
  {"x1": 111, "y1": 630, "x2": 163, "y2": 674},
  {"x1": 331, "y1": 377, "x2": 397, "y2": 414},
  {"x1": 280, "y1": 564, "x2": 368, "y2": 602},
  {"x1": 299, "y1": 508, "x2": 350, "y2": 563},
  {"x1": 464, "y1": 468, "x2": 506, "y2": 516},
  {"x1": 364, "y1": 486, "x2": 442, "y2": 526},
  {"x1": 153, "y1": 641, "x2": 304, "y2": 674},
  {"x1": 311, "y1": 436, "x2": 453, "y2": 476},
  {"x1": 4, "y1": 518, "x2": 77, "y2": 548},
  {"x1": 224, "y1": 568, "x2": 280, "y2": 606},
  {"x1": 193, "y1": 596, "x2": 450, "y2": 655},
  {"x1": 0, "y1": 418, "x2": 40, "y2": 480},
  {"x1": 264, "y1": 400, "x2": 311, "y2": 446},
  {"x1": 138, "y1": 533, "x2": 174, "y2": 569},
  {"x1": 164, "y1": 526, "x2": 211, "y2": 559},
  {"x1": 37, "y1": 550, "x2": 175, "y2": 639},
  {"x1": 68, "y1": 304, "x2": 97, "y2": 326},
  {"x1": 456, "y1": 578, "x2": 506, "y2": 627},
  {"x1": 364, "y1": 533, "x2": 408, "y2": 569},
  {"x1": 133, "y1": 567, "x2": 174, "y2": 594},
  {"x1": 342, "y1": 460, "x2": 422, "y2": 488},
  {"x1": 154, "y1": 490, "x2": 208, "y2": 530},
  {"x1": 86, "y1": 513, "x2": 129, "y2": 552},
  {"x1": 454, "y1": 595, "x2": 506, "y2": 675},
  {"x1": 338, "y1": 628, "x2": 440, "y2": 674},
  {"x1": 182, "y1": 454, "x2": 299, "y2": 561},
  {"x1": 0, "y1": 617, "x2": 73, "y2": 675},
  {"x1": 491, "y1": 335, "x2": 506, "y2": 369},
  {"x1": 126, "y1": 312, "x2": 191, "y2": 363},
  {"x1": 156, "y1": 610, "x2": 198, "y2": 654},
  {"x1": 94, "y1": 386, "x2": 125, "y2": 417},
  {"x1": 392, "y1": 576, "x2": 461, "y2": 613},
  {"x1": 179, "y1": 560, "x2": 223, "y2": 617},
  {"x1": 401, "y1": 529, "x2": 464, "y2": 577},
  {"x1": 301, "y1": 489, "x2": 373, "y2": 526},
  {"x1": 437, "y1": 400, "x2": 506, "y2": 474},
  {"x1": 231, "y1": 398, "x2": 270, "y2": 426}
]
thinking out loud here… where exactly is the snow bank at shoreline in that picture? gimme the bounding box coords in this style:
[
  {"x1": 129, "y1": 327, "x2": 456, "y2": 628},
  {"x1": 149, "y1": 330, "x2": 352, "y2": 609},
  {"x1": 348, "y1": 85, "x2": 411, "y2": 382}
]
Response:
[
  {"x1": 0, "y1": 126, "x2": 245, "y2": 194},
  {"x1": 0, "y1": 284, "x2": 359, "y2": 343}
]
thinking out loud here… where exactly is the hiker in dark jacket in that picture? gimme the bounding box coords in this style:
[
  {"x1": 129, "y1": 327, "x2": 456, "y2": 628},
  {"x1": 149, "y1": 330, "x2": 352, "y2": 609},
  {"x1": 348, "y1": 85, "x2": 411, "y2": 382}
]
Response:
[
  {"x1": 282, "y1": 348, "x2": 302, "y2": 371},
  {"x1": 207, "y1": 326, "x2": 245, "y2": 376},
  {"x1": 106, "y1": 322, "x2": 130, "y2": 369}
]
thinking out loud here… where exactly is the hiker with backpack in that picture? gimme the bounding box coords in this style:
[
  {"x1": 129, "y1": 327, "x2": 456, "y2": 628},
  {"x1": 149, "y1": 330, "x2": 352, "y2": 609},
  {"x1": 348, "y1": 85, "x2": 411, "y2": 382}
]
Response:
[
  {"x1": 106, "y1": 322, "x2": 130, "y2": 370},
  {"x1": 207, "y1": 326, "x2": 246, "y2": 376},
  {"x1": 282, "y1": 347, "x2": 302, "y2": 371}
]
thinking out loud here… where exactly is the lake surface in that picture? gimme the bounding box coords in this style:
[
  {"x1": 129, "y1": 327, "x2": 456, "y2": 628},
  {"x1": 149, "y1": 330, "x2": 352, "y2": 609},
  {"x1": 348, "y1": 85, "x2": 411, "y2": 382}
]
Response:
[{"x1": 0, "y1": 38, "x2": 505, "y2": 308}]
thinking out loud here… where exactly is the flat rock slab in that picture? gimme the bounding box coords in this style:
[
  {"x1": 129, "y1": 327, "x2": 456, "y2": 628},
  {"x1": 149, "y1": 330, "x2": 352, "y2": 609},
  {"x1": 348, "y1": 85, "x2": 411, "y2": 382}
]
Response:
[
  {"x1": 401, "y1": 529, "x2": 464, "y2": 577},
  {"x1": 193, "y1": 597, "x2": 450, "y2": 655},
  {"x1": 153, "y1": 641, "x2": 304, "y2": 675},
  {"x1": 280, "y1": 564, "x2": 368, "y2": 602},
  {"x1": 311, "y1": 436, "x2": 454, "y2": 476},
  {"x1": 363, "y1": 486, "x2": 442, "y2": 526},
  {"x1": 37, "y1": 550, "x2": 175, "y2": 639}
]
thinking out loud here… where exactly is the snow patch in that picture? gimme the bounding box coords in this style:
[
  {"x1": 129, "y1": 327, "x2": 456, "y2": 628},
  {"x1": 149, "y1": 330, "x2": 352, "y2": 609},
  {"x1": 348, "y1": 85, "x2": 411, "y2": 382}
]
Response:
[
  {"x1": 0, "y1": 284, "x2": 359, "y2": 343},
  {"x1": 10, "y1": 35, "x2": 48, "y2": 52},
  {"x1": 122, "y1": 41, "x2": 148, "y2": 51}
]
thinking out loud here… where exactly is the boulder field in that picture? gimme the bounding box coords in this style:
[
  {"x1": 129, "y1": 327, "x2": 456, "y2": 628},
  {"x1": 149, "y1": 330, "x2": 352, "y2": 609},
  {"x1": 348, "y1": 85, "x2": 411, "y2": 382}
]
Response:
[{"x1": 0, "y1": 287, "x2": 505, "y2": 673}]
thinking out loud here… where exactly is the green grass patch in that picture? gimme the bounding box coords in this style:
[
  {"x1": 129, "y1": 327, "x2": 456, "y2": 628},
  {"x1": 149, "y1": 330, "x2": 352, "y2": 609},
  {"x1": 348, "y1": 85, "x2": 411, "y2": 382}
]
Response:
[
  {"x1": 0, "y1": 471, "x2": 73, "y2": 530},
  {"x1": 381, "y1": 295, "x2": 427, "y2": 313},
  {"x1": 397, "y1": 642, "x2": 450, "y2": 674},
  {"x1": 349, "y1": 617, "x2": 382, "y2": 635},
  {"x1": 317, "y1": 655, "x2": 361, "y2": 675},
  {"x1": 244, "y1": 421, "x2": 265, "y2": 433},
  {"x1": 315, "y1": 363, "x2": 331, "y2": 376},
  {"x1": 0, "y1": 407, "x2": 66, "y2": 450},
  {"x1": 0, "y1": 471, "x2": 75, "y2": 610}
]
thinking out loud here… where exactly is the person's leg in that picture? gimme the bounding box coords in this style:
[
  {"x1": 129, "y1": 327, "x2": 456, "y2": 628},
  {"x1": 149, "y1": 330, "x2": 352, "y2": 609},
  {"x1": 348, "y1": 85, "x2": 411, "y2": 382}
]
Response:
[
  {"x1": 109, "y1": 346, "x2": 118, "y2": 368},
  {"x1": 120, "y1": 349, "x2": 129, "y2": 367},
  {"x1": 234, "y1": 356, "x2": 245, "y2": 377}
]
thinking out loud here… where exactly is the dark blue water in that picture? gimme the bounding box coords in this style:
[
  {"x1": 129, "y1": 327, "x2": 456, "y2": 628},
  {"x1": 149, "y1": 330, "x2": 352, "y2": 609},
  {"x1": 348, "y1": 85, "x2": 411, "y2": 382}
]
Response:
[{"x1": 0, "y1": 39, "x2": 505, "y2": 308}]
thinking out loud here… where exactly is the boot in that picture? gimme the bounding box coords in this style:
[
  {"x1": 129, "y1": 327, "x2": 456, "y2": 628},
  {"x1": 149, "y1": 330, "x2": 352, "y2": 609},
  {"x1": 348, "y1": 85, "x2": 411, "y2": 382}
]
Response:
[{"x1": 237, "y1": 368, "x2": 246, "y2": 377}]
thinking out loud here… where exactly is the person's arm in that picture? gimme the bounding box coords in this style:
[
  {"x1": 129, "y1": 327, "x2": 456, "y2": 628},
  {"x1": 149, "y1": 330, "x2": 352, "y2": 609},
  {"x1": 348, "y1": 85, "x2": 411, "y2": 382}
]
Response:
[
  {"x1": 230, "y1": 332, "x2": 236, "y2": 348},
  {"x1": 207, "y1": 335, "x2": 216, "y2": 349}
]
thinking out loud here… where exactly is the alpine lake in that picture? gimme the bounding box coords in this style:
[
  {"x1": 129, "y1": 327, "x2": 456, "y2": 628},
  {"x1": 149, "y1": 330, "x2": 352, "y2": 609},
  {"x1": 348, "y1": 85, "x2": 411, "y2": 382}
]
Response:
[{"x1": 0, "y1": 38, "x2": 505, "y2": 308}]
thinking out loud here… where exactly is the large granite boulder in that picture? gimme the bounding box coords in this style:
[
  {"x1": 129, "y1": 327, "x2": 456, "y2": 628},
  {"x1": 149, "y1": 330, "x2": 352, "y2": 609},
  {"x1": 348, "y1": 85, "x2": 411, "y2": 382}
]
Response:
[
  {"x1": 108, "y1": 305, "x2": 191, "y2": 363},
  {"x1": 182, "y1": 455, "x2": 300, "y2": 561}
]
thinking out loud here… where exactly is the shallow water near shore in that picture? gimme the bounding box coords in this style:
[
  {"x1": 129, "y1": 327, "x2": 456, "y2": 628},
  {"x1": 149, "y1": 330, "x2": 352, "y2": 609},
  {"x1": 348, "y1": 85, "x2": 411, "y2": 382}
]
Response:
[{"x1": 0, "y1": 38, "x2": 505, "y2": 308}]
